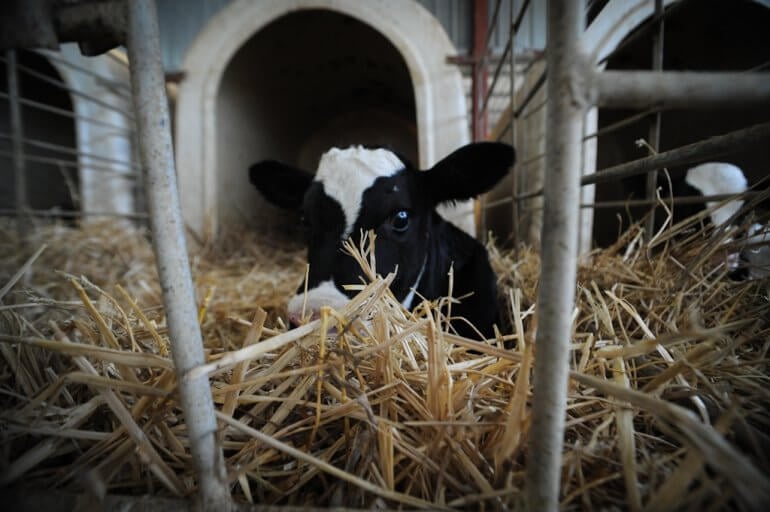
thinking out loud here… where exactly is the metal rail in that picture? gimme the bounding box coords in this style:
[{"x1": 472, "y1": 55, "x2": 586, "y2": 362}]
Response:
[
  {"x1": 0, "y1": 132, "x2": 137, "y2": 170},
  {"x1": 0, "y1": 92, "x2": 132, "y2": 132},
  {"x1": 527, "y1": 1, "x2": 586, "y2": 509},
  {"x1": 484, "y1": 192, "x2": 762, "y2": 211},
  {"x1": 644, "y1": 0, "x2": 665, "y2": 240},
  {"x1": 0, "y1": 208, "x2": 148, "y2": 219},
  {"x1": 479, "y1": 0, "x2": 532, "y2": 118},
  {"x1": 0, "y1": 53, "x2": 135, "y2": 119},
  {"x1": 125, "y1": 1, "x2": 231, "y2": 509},
  {"x1": 0, "y1": 150, "x2": 138, "y2": 177},
  {"x1": 6, "y1": 50, "x2": 29, "y2": 235}
]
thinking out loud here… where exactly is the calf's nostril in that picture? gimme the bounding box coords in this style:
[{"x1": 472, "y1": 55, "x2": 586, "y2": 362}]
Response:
[{"x1": 288, "y1": 310, "x2": 320, "y2": 328}]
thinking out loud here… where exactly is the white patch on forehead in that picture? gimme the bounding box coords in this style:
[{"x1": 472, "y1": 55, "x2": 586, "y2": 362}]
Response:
[{"x1": 315, "y1": 146, "x2": 404, "y2": 237}]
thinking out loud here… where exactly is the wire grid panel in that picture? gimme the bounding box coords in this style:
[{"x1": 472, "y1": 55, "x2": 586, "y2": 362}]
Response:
[{"x1": 1, "y1": 46, "x2": 142, "y2": 224}]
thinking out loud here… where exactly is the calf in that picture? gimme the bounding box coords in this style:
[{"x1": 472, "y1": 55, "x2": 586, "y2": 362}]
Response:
[
  {"x1": 686, "y1": 162, "x2": 770, "y2": 279},
  {"x1": 249, "y1": 142, "x2": 515, "y2": 338}
]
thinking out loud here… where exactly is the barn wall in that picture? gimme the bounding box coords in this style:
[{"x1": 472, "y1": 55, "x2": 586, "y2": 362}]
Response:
[{"x1": 156, "y1": 0, "x2": 548, "y2": 72}]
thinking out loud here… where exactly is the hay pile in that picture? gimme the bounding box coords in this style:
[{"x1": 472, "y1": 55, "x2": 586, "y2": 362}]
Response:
[{"x1": 0, "y1": 213, "x2": 768, "y2": 510}]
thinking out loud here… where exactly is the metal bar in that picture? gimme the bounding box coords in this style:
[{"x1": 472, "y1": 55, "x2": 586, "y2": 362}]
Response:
[
  {"x1": 485, "y1": 0, "x2": 504, "y2": 51},
  {"x1": 584, "y1": 192, "x2": 759, "y2": 210},
  {"x1": 510, "y1": 0, "x2": 522, "y2": 254},
  {"x1": 125, "y1": 1, "x2": 231, "y2": 510},
  {"x1": 0, "y1": 92, "x2": 132, "y2": 133},
  {"x1": 480, "y1": 34, "x2": 512, "y2": 117},
  {"x1": 479, "y1": 0, "x2": 532, "y2": 118},
  {"x1": 582, "y1": 106, "x2": 665, "y2": 141},
  {"x1": 447, "y1": 48, "x2": 542, "y2": 66},
  {"x1": 595, "y1": 71, "x2": 770, "y2": 109},
  {"x1": 485, "y1": 191, "x2": 761, "y2": 212},
  {"x1": 6, "y1": 50, "x2": 29, "y2": 235},
  {"x1": 472, "y1": 0, "x2": 490, "y2": 141},
  {"x1": 527, "y1": 1, "x2": 586, "y2": 509},
  {"x1": 0, "y1": 150, "x2": 138, "y2": 177},
  {"x1": 0, "y1": 132, "x2": 137, "y2": 169},
  {"x1": 0, "y1": 208, "x2": 148, "y2": 219},
  {"x1": 586, "y1": 122, "x2": 770, "y2": 186},
  {"x1": 644, "y1": 0, "x2": 665, "y2": 240},
  {"x1": 518, "y1": 122, "x2": 770, "y2": 200},
  {"x1": 514, "y1": 67, "x2": 546, "y2": 118},
  {"x1": 0, "y1": 54, "x2": 135, "y2": 119}
]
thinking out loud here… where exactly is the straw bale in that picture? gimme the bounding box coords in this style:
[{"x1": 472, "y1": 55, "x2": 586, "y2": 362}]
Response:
[{"x1": 0, "y1": 213, "x2": 768, "y2": 510}]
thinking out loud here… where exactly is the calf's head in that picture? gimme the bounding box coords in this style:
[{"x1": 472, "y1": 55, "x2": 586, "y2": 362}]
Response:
[{"x1": 249, "y1": 142, "x2": 514, "y2": 324}]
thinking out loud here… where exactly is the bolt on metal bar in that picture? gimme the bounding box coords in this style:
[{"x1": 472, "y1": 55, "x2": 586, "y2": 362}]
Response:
[
  {"x1": 0, "y1": 150, "x2": 138, "y2": 177},
  {"x1": 527, "y1": 1, "x2": 586, "y2": 509},
  {"x1": 0, "y1": 54, "x2": 135, "y2": 119},
  {"x1": 0, "y1": 92, "x2": 132, "y2": 132},
  {"x1": 126, "y1": 1, "x2": 231, "y2": 509},
  {"x1": 6, "y1": 50, "x2": 29, "y2": 236}
]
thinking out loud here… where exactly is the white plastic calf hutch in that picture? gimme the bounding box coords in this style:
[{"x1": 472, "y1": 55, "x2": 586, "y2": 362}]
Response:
[{"x1": 174, "y1": 0, "x2": 474, "y2": 240}]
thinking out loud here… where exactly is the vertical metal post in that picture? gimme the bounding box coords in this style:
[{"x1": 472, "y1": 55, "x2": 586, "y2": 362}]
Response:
[
  {"x1": 509, "y1": 0, "x2": 519, "y2": 253},
  {"x1": 125, "y1": 1, "x2": 231, "y2": 510},
  {"x1": 644, "y1": 0, "x2": 664, "y2": 239},
  {"x1": 471, "y1": 0, "x2": 490, "y2": 142},
  {"x1": 527, "y1": 0, "x2": 586, "y2": 510},
  {"x1": 6, "y1": 50, "x2": 29, "y2": 236},
  {"x1": 473, "y1": 0, "x2": 490, "y2": 242}
]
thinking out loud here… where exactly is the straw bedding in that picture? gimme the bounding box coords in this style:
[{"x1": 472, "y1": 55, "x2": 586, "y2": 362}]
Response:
[{"x1": 0, "y1": 212, "x2": 768, "y2": 510}]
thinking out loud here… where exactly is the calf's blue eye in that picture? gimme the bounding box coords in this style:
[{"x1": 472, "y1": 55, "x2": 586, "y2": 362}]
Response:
[{"x1": 391, "y1": 210, "x2": 410, "y2": 233}]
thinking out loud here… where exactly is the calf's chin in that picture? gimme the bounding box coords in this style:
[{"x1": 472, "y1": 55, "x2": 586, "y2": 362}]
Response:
[{"x1": 287, "y1": 279, "x2": 350, "y2": 325}]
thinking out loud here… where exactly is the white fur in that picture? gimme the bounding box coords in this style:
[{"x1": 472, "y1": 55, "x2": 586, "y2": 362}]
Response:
[
  {"x1": 401, "y1": 257, "x2": 428, "y2": 310},
  {"x1": 288, "y1": 279, "x2": 350, "y2": 320},
  {"x1": 315, "y1": 146, "x2": 404, "y2": 238},
  {"x1": 685, "y1": 162, "x2": 748, "y2": 227}
]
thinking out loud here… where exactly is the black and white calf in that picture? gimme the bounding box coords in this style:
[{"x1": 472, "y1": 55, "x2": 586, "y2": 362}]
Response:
[
  {"x1": 686, "y1": 162, "x2": 770, "y2": 279},
  {"x1": 249, "y1": 142, "x2": 515, "y2": 338}
]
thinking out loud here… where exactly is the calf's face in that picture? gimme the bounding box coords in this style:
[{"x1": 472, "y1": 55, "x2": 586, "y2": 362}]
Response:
[{"x1": 249, "y1": 143, "x2": 514, "y2": 324}]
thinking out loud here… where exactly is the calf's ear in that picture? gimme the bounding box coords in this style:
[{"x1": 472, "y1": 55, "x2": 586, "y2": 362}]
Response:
[
  {"x1": 249, "y1": 160, "x2": 313, "y2": 210},
  {"x1": 424, "y1": 142, "x2": 515, "y2": 204}
]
